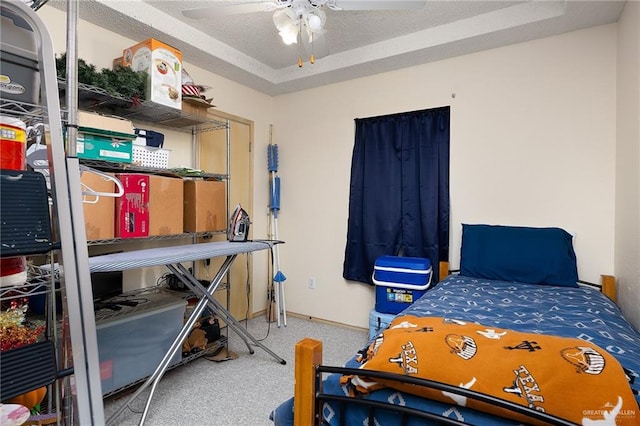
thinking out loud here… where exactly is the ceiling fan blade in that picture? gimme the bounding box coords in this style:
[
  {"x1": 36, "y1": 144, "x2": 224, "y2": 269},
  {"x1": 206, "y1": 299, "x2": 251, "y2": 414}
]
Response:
[
  {"x1": 302, "y1": 29, "x2": 329, "y2": 61},
  {"x1": 333, "y1": 0, "x2": 426, "y2": 10},
  {"x1": 182, "y1": 1, "x2": 277, "y2": 19}
]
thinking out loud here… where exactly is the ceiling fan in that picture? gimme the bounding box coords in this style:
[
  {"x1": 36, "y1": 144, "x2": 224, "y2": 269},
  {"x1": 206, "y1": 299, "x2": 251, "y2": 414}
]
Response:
[{"x1": 182, "y1": 0, "x2": 426, "y2": 68}]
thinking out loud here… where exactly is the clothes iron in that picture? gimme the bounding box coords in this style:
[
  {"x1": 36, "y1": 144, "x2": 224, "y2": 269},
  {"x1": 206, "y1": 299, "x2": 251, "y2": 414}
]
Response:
[{"x1": 227, "y1": 204, "x2": 250, "y2": 242}]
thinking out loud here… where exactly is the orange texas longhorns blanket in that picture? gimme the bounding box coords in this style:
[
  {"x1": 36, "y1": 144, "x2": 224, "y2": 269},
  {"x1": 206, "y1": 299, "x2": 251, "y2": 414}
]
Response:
[{"x1": 341, "y1": 315, "x2": 639, "y2": 425}]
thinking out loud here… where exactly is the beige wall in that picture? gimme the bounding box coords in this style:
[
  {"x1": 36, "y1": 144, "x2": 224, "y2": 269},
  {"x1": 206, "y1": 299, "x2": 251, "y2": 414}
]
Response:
[
  {"x1": 273, "y1": 24, "x2": 623, "y2": 329},
  {"x1": 39, "y1": 5, "x2": 639, "y2": 331},
  {"x1": 38, "y1": 5, "x2": 276, "y2": 299},
  {"x1": 615, "y1": 0, "x2": 640, "y2": 328}
]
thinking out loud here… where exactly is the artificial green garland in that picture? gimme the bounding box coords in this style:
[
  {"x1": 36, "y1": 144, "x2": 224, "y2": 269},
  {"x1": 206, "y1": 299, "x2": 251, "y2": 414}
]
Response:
[{"x1": 56, "y1": 53, "x2": 147, "y2": 100}]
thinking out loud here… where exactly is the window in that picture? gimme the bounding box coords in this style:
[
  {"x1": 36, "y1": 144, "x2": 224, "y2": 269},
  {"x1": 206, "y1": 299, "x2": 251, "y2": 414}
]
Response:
[{"x1": 343, "y1": 106, "x2": 450, "y2": 284}]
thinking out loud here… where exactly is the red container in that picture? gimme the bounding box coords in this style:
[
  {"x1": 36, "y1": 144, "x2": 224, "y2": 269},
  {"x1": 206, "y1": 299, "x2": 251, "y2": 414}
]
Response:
[
  {"x1": 115, "y1": 173, "x2": 150, "y2": 238},
  {"x1": 0, "y1": 116, "x2": 27, "y2": 287},
  {"x1": 0, "y1": 116, "x2": 26, "y2": 169},
  {"x1": 0, "y1": 257, "x2": 27, "y2": 287}
]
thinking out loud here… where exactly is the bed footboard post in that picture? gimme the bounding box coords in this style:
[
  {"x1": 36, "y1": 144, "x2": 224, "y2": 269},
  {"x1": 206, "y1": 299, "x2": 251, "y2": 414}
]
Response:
[
  {"x1": 601, "y1": 274, "x2": 617, "y2": 303},
  {"x1": 439, "y1": 261, "x2": 450, "y2": 282},
  {"x1": 294, "y1": 338, "x2": 323, "y2": 426}
]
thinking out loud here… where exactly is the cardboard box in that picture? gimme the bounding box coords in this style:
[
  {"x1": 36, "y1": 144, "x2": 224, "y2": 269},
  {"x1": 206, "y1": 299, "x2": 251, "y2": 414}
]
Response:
[
  {"x1": 115, "y1": 174, "x2": 149, "y2": 238},
  {"x1": 112, "y1": 56, "x2": 123, "y2": 70},
  {"x1": 183, "y1": 180, "x2": 226, "y2": 232},
  {"x1": 148, "y1": 175, "x2": 184, "y2": 236},
  {"x1": 78, "y1": 111, "x2": 134, "y2": 135},
  {"x1": 81, "y1": 171, "x2": 115, "y2": 240},
  {"x1": 122, "y1": 38, "x2": 182, "y2": 110},
  {"x1": 76, "y1": 130, "x2": 134, "y2": 163},
  {"x1": 182, "y1": 98, "x2": 212, "y2": 120}
]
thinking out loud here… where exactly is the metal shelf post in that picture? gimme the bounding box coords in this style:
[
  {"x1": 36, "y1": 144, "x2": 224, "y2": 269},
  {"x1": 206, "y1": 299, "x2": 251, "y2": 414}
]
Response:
[{"x1": 3, "y1": 1, "x2": 105, "y2": 423}]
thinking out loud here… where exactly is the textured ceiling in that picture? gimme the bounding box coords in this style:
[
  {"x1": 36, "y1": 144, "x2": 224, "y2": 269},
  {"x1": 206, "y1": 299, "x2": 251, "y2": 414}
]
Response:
[{"x1": 47, "y1": 0, "x2": 626, "y2": 96}]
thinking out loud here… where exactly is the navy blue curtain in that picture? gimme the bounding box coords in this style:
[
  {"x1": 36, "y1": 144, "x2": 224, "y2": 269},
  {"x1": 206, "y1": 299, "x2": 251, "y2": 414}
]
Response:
[{"x1": 343, "y1": 106, "x2": 450, "y2": 284}]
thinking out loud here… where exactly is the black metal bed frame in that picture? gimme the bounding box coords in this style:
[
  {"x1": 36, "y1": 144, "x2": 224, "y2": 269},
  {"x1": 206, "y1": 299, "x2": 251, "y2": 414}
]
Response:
[{"x1": 314, "y1": 365, "x2": 579, "y2": 426}]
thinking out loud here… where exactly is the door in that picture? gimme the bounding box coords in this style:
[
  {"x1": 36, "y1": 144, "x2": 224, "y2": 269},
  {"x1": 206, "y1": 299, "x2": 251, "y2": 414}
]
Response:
[{"x1": 196, "y1": 111, "x2": 254, "y2": 322}]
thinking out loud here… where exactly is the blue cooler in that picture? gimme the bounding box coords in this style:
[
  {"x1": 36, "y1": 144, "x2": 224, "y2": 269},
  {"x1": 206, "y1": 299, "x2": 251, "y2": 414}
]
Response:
[
  {"x1": 373, "y1": 255, "x2": 432, "y2": 314},
  {"x1": 369, "y1": 309, "x2": 396, "y2": 340}
]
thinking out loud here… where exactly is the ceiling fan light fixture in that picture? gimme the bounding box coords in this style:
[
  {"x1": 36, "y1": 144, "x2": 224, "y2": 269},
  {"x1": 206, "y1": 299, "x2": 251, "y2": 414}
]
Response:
[
  {"x1": 279, "y1": 27, "x2": 298, "y2": 45},
  {"x1": 183, "y1": 0, "x2": 429, "y2": 69},
  {"x1": 273, "y1": 8, "x2": 300, "y2": 45},
  {"x1": 273, "y1": 8, "x2": 289, "y2": 29},
  {"x1": 306, "y1": 12, "x2": 324, "y2": 31}
]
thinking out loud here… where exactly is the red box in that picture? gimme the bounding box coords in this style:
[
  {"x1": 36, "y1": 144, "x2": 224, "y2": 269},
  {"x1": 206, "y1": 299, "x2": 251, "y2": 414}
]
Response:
[{"x1": 115, "y1": 173, "x2": 149, "y2": 238}]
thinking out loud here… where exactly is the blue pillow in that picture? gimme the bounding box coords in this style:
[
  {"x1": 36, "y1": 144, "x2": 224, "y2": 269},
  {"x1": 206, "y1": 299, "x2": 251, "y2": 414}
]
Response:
[{"x1": 460, "y1": 224, "x2": 579, "y2": 287}]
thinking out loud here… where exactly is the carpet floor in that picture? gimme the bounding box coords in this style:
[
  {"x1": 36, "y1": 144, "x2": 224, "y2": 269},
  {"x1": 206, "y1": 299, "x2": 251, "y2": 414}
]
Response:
[{"x1": 103, "y1": 315, "x2": 368, "y2": 425}]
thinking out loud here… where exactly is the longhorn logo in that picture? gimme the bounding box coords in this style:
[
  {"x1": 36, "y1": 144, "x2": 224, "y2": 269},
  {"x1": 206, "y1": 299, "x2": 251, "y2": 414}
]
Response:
[
  {"x1": 477, "y1": 328, "x2": 507, "y2": 339},
  {"x1": 387, "y1": 341, "x2": 419, "y2": 374},
  {"x1": 390, "y1": 320, "x2": 418, "y2": 330},
  {"x1": 445, "y1": 334, "x2": 477, "y2": 360},
  {"x1": 561, "y1": 346, "x2": 606, "y2": 375},
  {"x1": 502, "y1": 365, "x2": 545, "y2": 411}
]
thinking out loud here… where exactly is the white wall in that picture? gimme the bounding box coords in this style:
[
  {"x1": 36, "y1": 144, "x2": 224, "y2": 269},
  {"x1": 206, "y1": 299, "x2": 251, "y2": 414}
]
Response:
[
  {"x1": 273, "y1": 24, "x2": 621, "y2": 329},
  {"x1": 615, "y1": 0, "x2": 640, "y2": 329}
]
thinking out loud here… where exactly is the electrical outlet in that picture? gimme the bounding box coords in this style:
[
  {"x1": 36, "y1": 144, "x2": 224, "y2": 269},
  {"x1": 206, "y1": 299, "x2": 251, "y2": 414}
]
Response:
[{"x1": 308, "y1": 277, "x2": 316, "y2": 289}]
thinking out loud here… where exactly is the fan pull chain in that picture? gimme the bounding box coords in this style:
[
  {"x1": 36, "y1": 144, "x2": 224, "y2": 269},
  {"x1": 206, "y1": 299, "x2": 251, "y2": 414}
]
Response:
[
  {"x1": 310, "y1": 31, "x2": 315, "y2": 64},
  {"x1": 297, "y1": 17, "x2": 304, "y2": 68}
]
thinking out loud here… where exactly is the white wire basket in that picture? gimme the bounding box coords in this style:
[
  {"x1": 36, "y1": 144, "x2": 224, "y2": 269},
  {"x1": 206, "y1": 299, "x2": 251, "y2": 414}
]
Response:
[{"x1": 132, "y1": 145, "x2": 170, "y2": 168}]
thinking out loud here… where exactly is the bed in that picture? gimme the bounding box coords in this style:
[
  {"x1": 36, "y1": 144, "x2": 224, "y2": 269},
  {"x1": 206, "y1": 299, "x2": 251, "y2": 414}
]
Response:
[{"x1": 270, "y1": 224, "x2": 640, "y2": 425}]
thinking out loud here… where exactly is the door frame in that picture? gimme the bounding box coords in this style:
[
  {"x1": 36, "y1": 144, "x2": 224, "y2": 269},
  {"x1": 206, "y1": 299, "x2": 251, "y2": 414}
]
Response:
[{"x1": 196, "y1": 108, "x2": 255, "y2": 320}]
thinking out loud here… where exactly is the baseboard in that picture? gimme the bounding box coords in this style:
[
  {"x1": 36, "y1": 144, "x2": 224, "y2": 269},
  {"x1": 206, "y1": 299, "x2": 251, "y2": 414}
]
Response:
[{"x1": 250, "y1": 309, "x2": 367, "y2": 332}]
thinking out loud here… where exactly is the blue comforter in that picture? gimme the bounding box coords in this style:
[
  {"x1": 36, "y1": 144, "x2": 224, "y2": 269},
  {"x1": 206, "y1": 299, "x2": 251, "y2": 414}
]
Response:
[{"x1": 271, "y1": 276, "x2": 640, "y2": 425}]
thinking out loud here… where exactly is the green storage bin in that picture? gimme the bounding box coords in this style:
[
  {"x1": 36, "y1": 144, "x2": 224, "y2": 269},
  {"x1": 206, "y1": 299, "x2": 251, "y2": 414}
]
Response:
[{"x1": 75, "y1": 127, "x2": 136, "y2": 163}]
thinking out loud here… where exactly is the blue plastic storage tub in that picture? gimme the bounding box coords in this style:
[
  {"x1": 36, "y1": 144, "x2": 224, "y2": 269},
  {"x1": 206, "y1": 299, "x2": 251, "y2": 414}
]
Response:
[
  {"x1": 373, "y1": 255, "x2": 432, "y2": 314},
  {"x1": 369, "y1": 309, "x2": 396, "y2": 340},
  {"x1": 96, "y1": 292, "x2": 186, "y2": 395}
]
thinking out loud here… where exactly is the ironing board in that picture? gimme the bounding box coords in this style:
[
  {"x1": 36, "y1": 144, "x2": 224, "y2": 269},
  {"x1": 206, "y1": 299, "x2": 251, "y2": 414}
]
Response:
[{"x1": 90, "y1": 240, "x2": 285, "y2": 425}]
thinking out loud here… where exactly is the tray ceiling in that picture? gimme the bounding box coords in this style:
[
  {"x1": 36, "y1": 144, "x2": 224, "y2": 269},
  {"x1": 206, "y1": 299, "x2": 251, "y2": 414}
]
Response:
[{"x1": 47, "y1": 0, "x2": 626, "y2": 96}]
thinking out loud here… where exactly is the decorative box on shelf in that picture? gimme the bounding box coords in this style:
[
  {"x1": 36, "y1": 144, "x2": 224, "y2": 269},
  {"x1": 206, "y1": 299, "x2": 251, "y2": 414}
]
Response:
[{"x1": 121, "y1": 38, "x2": 182, "y2": 111}]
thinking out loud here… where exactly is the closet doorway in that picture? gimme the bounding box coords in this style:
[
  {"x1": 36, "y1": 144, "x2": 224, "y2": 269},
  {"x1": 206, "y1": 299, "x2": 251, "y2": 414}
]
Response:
[{"x1": 196, "y1": 111, "x2": 254, "y2": 322}]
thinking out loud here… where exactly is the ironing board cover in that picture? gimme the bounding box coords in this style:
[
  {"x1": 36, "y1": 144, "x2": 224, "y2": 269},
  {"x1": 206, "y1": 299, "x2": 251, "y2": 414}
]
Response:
[{"x1": 88, "y1": 241, "x2": 275, "y2": 272}]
